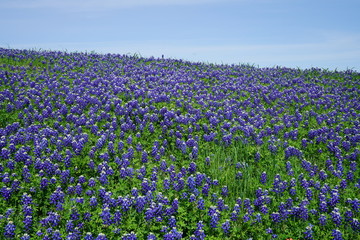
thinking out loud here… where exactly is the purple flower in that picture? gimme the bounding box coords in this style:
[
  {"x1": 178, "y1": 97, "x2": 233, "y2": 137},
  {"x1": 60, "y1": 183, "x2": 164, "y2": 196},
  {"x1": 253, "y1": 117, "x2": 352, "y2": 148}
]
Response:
[
  {"x1": 95, "y1": 233, "x2": 108, "y2": 240},
  {"x1": 202, "y1": 184, "x2": 210, "y2": 196},
  {"x1": 197, "y1": 197, "x2": 205, "y2": 210},
  {"x1": 332, "y1": 229, "x2": 344, "y2": 240},
  {"x1": 52, "y1": 230, "x2": 63, "y2": 240},
  {"x1": 122, "y1": 232, "x2": 137, "y2": 240},
  {"x1": 349, "y1": 198, "x2": 360, "y2": 212},
  {"x1": 319, "y1": 214, "x2": 327, "y2": 226},
  {"x1": 20, "y1": 234, "x2": 31, "y2": 240},
  {"x1": 221, "y1": 185, "x2": 229, "y2": 197},
  {"x1": 252, "y1": 213, "x2": 262, "y2": 224},
  {"x1": 232, "y1": 169, "x2": 241, "y2": 179},
  {"x1": 350, "y1": 218, "x2": 359, "y2": 232},
  {"x1": 187, "y1": 175, "x2": 196, "y2": 190},
  {"x1": 21, "y1": 192, "x2": 33, "y2": 206},
  {"x1": 331, "y1": 208, "x2": 342, "y2": 227},
  {"x1": 260, "y1": 204, "x2": 269, "y2": 214},
  {"x1": 168, "y1": 216, "x2": 177, "y2": 228},
  {"x1": 147, "y1": 233, "x2": 157, "y2": 240},
  {"x1": 188, "y1": 162, "x2": 197, "y2": 174},
  {"x1": 303, "y1": 224, "x2": 314, "y2": 240},
  {"x1": 285, "y1": 146, "x2": 302, "y2": 159},
  {"x1": 319, "y1": 201, "x2": 328, "y2": 213},
  {"x1": 210, "y1": 211, "x2": 220, "y2": 229},
  {"x1": 221, "y1": 220, "x2": 231, "y2": 235},
  {"x1": 4, "y1": 221, "x2": 16, "y2": 239},
  {"x1": 23, "y1": 215, "x2": 33, "y2": 232},
  {"x1": 163, "y1": 227, "x2": 182, "y2": 240},
  {"x1": 260, "y1": 172, "x2": 267, "y2": 184},
  {"x1": 40, "y1": 212, "x2": 61, "y2": 227},
  {"x1": 270, "y1": 212, "x2": 282, "y2": 223},
  {"x1": 306, "y1": 188, "x2": 313, "y2": 200}
]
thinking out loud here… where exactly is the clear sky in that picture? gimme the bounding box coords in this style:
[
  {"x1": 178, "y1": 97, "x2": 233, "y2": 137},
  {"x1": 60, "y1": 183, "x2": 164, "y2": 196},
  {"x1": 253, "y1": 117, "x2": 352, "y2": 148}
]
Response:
[{"x1": 1, "y1": 0, "x2": 359, "y2": 71}]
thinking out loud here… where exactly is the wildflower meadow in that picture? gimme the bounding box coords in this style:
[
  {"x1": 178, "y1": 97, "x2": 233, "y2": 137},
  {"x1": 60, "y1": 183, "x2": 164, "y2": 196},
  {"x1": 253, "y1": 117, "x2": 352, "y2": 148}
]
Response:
[{"x1": 0, "y1": 48, "x2": 359, "y2": 239}]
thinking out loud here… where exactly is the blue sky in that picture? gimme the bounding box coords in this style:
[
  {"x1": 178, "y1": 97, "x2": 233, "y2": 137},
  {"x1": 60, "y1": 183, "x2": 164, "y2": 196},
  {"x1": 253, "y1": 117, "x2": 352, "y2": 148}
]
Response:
[{"x1": 1, "y1": 0, "x2": 359, "y2": 71}]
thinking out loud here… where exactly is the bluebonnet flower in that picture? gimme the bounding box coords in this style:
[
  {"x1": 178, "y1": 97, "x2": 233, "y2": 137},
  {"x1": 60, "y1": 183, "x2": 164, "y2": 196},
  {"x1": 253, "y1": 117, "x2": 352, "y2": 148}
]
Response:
[
  {"x1": 350, "y1": 218, "x2": 359, "y2": 232},
  {"x1": 205, "y1": 156, "x2": 210, "y2": 166},
  {"x1": 266, "y1": 228, "x2": 273, "y2": 234},
  {"x1": 319, "y1": 201, "x2": 328, "y2": 212},
  {"x1": 197, "y1": 197, "x2": 205, "y2": 210},
  {"x1": 339, "y1": 179, "x2": 347, "y2": 189},
  {"x1": 243, "y1": 213, "x2": 251, "y2": 223},
  {"x1": 188, "y1": 162, "x2": 197, "y2": 174},
  {"x1": 122, "y1": 231, "x2": 137, "y2": 240},
  {"x1": 344, "y1": 208, "x2": 353, "y2": 223},
  {"x1": 1, "y1": 148, "x2": 11, "y2": 160},
  {"x1": 319, "y1": 214, "x2": 327, "y2": 226},
  {"x1": 260, "y1": 204, "x2": 269, "y2": 214},
  {"x1": 270, "y1": 212, "x2": 281, "y2": 223},
  {"x1": 221, "y1": 220, "x2": 231, "y2": 235},
  {"x1": 346, "y1": 170, "x2": 354, "y2": 181},
  {"x1": 0, "y1": 187, "x2": 12, "y2": 201},
  {"x1": 118, "y1": 141, "x2": 124, "y2": 152},
  {"x1": 23, "y1": 205, "x2": 33, "y2": 217},
  {"x1": 95, "y1": 233, "x2": 108, "y2": 240},
  {"x1": 23, "y1": 215, "x2": 33, "y2": 232},
  {"x1": 221, "y1": 185, "x2": 229, "y2": 197},
  {"x1": 260, "y1": 171, "x2": 267, "y2": 184},
  {"x1": 40, "y1": 212, "x2": 61, "y2": 227},
  {"x1": 113, "y1": 210, "x2": 122, "y2": 225},
  {"x1": 332, "y1": 229, "x2": 344, "y2": 240},
  {"x1": 217, "y1": 197, "x2": 226, "y2": 211},
  {"x1": 52, "y1": 230, "x2": 63, "y2": 240},
  {"x1": 210, "y1": 211, "x2": 220, "y2": 229},
  {"x1": 189, "y1": 194, "x2": 196, "y2": 202},
  {"x1": 201, "y1": 183, "x2": 210, "y2": 196},
  {"x1": 222, "y1": 134, "x2": 232, "y2": 146},
  {"x1": 255, "y1": 152, "x2": 261, "y2": 162},
  {"x1": 99, "y1": 171, "x2": 109, "y2": 185},
  {"x1": 331, "y1": 208, "x2": 342, "y2": 227},
  {"x1": 168, "y1": 216, "x2": 177, "y2": 228},
  {"x1": 243, "y1": 198, "x2": 251, "y2": 209},
  {"x1": 252, "y1": 213, "x2": 262, "y2": 224},
  {"x1": 147, "y1": 233, "x2": 157, "y2": 240},
  {"x1": 349, "y1": 198, "x2": 360, "y2": 212},
  {"x1": 170, "y1": 198, "x2": 179, "y2": 214},
  {"x1": 187, "y1": 175, "x2": 196, "y2": 190},
  {"x1": 190, "y1": 146, "x2": 198, "y2": 159},
  {"x1": 163, "y1": 178, "x2": 170, "y2": 190},
  {"x1": 66, "y1": 220, "x2": 75, "y2": 232},
  {"x1": 20, "y1": 234, "x2": 31, "y2": 240},
  {"x1": 328, "y1": 189, "x2": 340, "y2": 208},
  {"x1": 160, "y1": 225, "x2": 169, "y2": 233},
  {"x1": 83, "y1": 212, "x2": 92, "y2": 222},
  {"x1": 289, "y1": 187, "x2": 297, "y2": 196},
  {"x1": 84, "y1": 232, "x2": 94, "y2": 240},
  {"x1": 40, "y1": 177, "x2": 49, "y2": 189},
  {"x1": 163, "y1": 227, "x2": 182, "y2": 240},
  {"x1": 21, "y1": 192, "x2": 33, "y2": 206},
  {"x1": 174, "y1": 178, "x2": 185, "y2": 192},
  {"x1": 285, "y1": 146, "x2": 302, "y2": 159},
  {"x1": 4, "y1": 221, "x2": 16, "y2": 238},
  {"x1": 303, "y1": 224, "x2": 314, "y2": 240},
  {"x1": 306, "y1": 188, "x2": 313, "y2": 200},
  {"x1": 70, "y1": 207, "x2": 80, "y2": 221},
  {"x1": 121, "y1": 197, "x2": 133, "y2": 212}
]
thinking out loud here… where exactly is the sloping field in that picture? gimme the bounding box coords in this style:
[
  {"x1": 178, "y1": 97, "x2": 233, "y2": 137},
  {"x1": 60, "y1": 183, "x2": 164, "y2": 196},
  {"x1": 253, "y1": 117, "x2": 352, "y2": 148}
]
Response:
[{"x1": 0, "y1": 48, "x2": 359, "y2": 239}]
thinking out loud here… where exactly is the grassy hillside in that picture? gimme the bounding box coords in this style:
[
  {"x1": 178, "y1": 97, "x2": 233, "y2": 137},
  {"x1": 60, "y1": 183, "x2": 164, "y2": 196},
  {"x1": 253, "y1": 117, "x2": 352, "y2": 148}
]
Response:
[{"x1": 0, "y1": 48, "x2": 359, "y2": 239}]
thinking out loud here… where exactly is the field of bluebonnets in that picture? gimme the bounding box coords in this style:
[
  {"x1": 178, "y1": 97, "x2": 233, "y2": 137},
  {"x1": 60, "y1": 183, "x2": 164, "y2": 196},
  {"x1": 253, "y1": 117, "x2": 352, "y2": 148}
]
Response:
[{"x1": 0, "y1": 48, "x2": 359, "y2": 240}]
